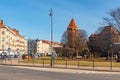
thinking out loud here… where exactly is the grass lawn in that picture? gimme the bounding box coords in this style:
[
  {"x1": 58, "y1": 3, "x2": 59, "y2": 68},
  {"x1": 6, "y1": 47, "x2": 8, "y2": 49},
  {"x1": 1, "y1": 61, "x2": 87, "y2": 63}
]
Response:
[{"x1": 22, "y1": 56, "x2": 120, "y2": 67}]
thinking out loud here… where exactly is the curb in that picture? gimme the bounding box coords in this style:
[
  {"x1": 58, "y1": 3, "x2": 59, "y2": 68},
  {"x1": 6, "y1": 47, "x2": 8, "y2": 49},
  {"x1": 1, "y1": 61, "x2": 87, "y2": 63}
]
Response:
[{"x1": 1, "y1": 63, "x2": 120, "y2": 73}]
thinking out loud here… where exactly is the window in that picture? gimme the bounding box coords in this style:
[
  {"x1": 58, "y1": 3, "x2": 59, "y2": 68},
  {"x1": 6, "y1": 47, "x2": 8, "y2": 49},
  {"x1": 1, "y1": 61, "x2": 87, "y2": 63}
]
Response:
[
  {"x1": 2, "y1": 37, "x2": 4, "y2": 41},
  {"x1": 2, "y1": 45, "x2": 4, "y2": 49},
  {"x1": 7, "y1": 35, "x2": 9, "y2": 38},
  {"x1": 2, "y1": 31, "x2": 4, "y2": 35}
]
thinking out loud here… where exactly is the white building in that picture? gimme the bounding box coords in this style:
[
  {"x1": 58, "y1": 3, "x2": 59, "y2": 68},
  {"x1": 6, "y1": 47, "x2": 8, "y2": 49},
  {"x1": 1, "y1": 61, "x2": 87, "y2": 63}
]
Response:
[
  {"x1": 0, "y1": 20, "x2": 27, "y2": 55},
  {"x1": 28, "y1": 39, "x2": 63, "y2": 55}
]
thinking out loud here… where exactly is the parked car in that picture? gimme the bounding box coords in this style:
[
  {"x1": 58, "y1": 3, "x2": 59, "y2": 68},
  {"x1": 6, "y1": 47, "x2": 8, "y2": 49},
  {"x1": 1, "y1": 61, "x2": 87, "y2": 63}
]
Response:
[
  {"x1": 115, "y1": 54, "x2": 120, "y2": 62},
  {"x1": 37, "y1": 53, "x2": 45, "y2": 57},
  {"x1": 76, "y1": 56, "x2": 83, "y2": 59},
  {"x1": 22, "y1": 54, "x2": 30, "y2": 59}
]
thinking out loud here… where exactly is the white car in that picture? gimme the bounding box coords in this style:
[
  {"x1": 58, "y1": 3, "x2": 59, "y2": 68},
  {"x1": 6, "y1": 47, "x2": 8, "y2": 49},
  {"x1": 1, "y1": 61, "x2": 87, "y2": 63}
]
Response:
[{"x1": 76, "y1": 56, "x2": 83, "y2": 59}]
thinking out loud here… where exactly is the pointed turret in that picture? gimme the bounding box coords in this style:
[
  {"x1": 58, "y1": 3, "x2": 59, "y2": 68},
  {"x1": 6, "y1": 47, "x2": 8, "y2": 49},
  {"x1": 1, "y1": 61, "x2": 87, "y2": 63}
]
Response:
[
  {"x1": 67, "y1": 18, "x2": 78, "y2": 30},
  {"x1": 67, "y1": 18, "x2": 79, "y2": 48}
]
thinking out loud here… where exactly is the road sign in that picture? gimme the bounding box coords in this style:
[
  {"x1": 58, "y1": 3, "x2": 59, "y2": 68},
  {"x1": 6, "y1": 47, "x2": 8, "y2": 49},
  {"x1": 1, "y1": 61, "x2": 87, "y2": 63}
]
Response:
[{"x1": 7, "y1": 48, "x2": 11, "y2": 52}]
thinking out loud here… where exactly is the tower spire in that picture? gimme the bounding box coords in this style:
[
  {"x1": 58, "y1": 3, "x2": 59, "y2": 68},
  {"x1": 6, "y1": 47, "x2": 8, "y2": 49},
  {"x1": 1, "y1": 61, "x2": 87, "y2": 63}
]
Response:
[{"x1": 67, "y1": 18, "x2": 78, "y2": 30}]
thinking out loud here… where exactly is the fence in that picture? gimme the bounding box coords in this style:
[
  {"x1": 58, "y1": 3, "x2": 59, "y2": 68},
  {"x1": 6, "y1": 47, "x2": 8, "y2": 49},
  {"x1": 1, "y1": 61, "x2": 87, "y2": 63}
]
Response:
[{"x1": 0, "y1": 57, "x2": 120, "y2": 72}]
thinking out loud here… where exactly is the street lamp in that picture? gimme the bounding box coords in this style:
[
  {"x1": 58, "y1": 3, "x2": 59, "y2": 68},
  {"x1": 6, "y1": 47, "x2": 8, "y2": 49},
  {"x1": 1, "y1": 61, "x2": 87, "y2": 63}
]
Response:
[
  {"x1": 49, "y1": 8, "x2": 53, "y2": 67},
  {"x1": 109, "y1": 44, "x2": 113, "y2": 71},
  {"x1": 7, "y1": 27, "x2": 11, "y2": 60}
]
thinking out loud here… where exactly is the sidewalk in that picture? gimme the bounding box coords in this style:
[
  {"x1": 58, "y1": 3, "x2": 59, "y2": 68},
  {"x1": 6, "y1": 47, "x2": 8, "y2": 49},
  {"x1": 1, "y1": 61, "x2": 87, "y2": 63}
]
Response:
[
  {"x1": 7, "y1": 65, "x2": 120, "y2": 75},
  {"x1": 0, "y1": 58, "x2": 120, "y2": 72}
]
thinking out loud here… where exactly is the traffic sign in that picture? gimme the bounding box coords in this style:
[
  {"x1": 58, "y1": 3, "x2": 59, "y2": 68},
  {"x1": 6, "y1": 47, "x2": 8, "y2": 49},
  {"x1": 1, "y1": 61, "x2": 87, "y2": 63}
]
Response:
[{"x1": 7, "y1": 48, "x2": 11, "y2": 52}]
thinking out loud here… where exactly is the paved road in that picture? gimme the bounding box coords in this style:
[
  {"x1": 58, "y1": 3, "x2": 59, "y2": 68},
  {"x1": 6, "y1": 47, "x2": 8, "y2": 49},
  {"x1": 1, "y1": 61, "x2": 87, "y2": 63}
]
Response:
[{"x1": 0, "y1": 65, "x2": 120, "y2": 80}]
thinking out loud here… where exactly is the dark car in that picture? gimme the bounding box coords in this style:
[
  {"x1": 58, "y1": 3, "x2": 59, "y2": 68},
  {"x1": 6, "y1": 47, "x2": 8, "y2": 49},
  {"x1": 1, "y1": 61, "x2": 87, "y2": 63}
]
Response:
[
  {"x1": 115, "y1": 54, "x2": 120, "y2": 62},
  {"x1": 0, "y1": 52, "x2": 8, "y2": 59},
  {"x1": 37, "y1": 53, "x2": 45, "y2": 57}
]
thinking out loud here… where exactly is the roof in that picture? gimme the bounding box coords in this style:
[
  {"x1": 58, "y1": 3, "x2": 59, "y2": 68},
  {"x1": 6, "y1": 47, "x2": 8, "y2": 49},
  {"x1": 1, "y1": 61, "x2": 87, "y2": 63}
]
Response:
[
  {"x1": 42, "y1": 40, "x2": 63, "y2": 45},
  {"x1": 0, "y1": 20, "x2": 26, "y2": 39},
  {"x1": 67, "y1": 18, "x2": 78, "y2": 30},
  {"x1": 102, "y1": 25, "x2": 119, "y2": 35},
  {"x1": 12, "y1": 29, "x2": 19, "y2": 35},
  {"x1": 42, "y1": 40, "x2": 51, "y2": 44}
]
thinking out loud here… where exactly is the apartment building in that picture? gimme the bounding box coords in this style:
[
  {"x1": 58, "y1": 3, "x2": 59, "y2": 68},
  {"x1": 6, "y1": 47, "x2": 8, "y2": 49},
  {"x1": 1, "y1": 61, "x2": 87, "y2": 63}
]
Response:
[
  {"x1": 0, "y1": 20, "x2": 27, "y2": 55},
  {"x1": 28, "y1": 39, "x2": 50, "y2": 55},
  {"x1": 28, "y1": 39, "x2": 37, "y2": 54},
  {"x1": 88, "y1": 25, "x2": 120, "y2": 56},
  {"x1": 28, "y1": 39, "x2": 63, "y2": 55},
  {"x1": 42, "y1": 40, "x2": 51, "y2": 55}
]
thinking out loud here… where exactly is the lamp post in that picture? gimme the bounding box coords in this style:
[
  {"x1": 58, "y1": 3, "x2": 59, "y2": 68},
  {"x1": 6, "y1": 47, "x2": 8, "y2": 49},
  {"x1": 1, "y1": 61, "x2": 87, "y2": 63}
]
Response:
[
  {"x1": 109, "y1": 44, "x2": 113, "y2": 71},
  {"x1": 49, "y1": 8, "x2": 53, "y2": 67},
  {"x1": 8, "y1": 27, "x2": 11, "y2": 60}
]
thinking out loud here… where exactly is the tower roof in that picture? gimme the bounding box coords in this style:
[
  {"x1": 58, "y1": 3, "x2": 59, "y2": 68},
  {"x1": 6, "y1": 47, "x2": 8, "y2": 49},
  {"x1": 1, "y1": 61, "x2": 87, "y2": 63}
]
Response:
[{"x1": 67, "y1": 18, "x2": 78, "y2": 29}]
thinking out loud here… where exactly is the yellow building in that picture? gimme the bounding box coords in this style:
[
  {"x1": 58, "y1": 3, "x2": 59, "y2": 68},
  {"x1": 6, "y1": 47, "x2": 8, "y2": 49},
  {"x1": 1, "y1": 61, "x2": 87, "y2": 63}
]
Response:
[
  {"x1": 39, "y1": 40, "x2": 63, "y2": 55},
  {"x1": 0, "y1": 20, "x2": 27, "y2": 55}
]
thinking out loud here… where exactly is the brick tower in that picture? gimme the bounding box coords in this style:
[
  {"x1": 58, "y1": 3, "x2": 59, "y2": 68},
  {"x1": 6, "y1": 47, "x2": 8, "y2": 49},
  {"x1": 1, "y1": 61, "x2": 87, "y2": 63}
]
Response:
[{"x1": 67, "y1": 18, "x2": 79, "y2": 48}]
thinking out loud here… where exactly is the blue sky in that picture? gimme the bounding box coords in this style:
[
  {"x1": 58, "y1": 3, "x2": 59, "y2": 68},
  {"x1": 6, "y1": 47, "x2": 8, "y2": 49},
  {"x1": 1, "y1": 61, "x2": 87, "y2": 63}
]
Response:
[{"x1": 0, "y1": 0, "x2": 120, "y2": 42}]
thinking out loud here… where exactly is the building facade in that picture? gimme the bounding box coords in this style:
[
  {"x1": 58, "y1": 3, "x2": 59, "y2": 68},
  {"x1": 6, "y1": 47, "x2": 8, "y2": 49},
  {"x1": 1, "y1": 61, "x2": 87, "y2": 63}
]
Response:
[
  {"x1": 28, "y1": 39, "x2": 62, "y2": 55},
  {"x1": 88, "y1": 25, "x2": 120, "y2": 56},
  {"x1": 28, "y1": 39, "x2": 37, "y2": 54},
  {"x1": 0, "y1": 20, "x2": 27, "y2": 55}
]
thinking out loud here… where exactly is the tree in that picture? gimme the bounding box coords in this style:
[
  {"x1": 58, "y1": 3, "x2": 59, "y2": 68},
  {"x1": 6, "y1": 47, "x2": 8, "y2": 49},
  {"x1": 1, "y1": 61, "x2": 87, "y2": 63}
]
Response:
[
  {"x1": 95, "y1": 27, "x2": 104, "y2": 34},
  {"x1": 61, "y1": 31, "x2": 68, "y2": 47},
  {"x1": 88, "y1": 25, "x2": 120, "y2": 57},
  {"x1": 61, "y1": 29, "x2": 88, "y2": 57},
  {"x1": 102, "y1": 7, "x2": 120, "y2": 31},
  {"x1": 62, "y1": 47, "x2": 75, "y2": 58},
  {"x1": 78, "y1": 29, "x2": 88, "y2": 51},
  {"x1": 54, "y1": 47, "x2": 62, "y2": 57}
]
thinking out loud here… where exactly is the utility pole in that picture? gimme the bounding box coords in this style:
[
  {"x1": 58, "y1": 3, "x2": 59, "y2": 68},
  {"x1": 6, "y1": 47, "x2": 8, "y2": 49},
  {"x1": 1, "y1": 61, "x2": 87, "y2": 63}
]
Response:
[{"x1": 49, "y1": 8, "x2": 53, "y2": 67}]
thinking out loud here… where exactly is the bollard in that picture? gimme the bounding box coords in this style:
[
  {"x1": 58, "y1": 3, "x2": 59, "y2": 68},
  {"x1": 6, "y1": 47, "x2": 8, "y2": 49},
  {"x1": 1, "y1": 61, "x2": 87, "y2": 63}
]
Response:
[
  {"x1": 43, "y1": 59, "x2": 44, "y2": 67},
  {"x1": 110, "y1": 59, "x2": 112, "y2": 71},
  {"x1": 2, "y1": 59, "x2": 3, "y2": 63},
  {"x1": 66, "y1": 59, "x2": 67, "y2": 68},
  {"x1": 5, "y1": 59, "x2": 6, "y2": 64},
  {"x1": 32, "y1": 58, "x2": 34, "y2": 66},
  {"x1": 92, "y1": 54, "x2": 94, "y2": 70},
  {"x1": 10, "y1": 59, "x2": 12, "y2": 65},
  {"x1": 110, "y1": 51, "x2": 113, "y2": 71},
  {"x1": 92, "y1": 59, "x2": 94, "y2": 70},
  {"x1": 110, "y1": 56, "x2": 113, "y2": 71},
  {"x1": 78, "y1": 59, "x2": 80, "y2": 68},
  {"x1": 53, "y1": 58, "x2": 54, "y2": 67},
  {"x1": 18, "y1": 59, "x2": 20, "y2": 64}
]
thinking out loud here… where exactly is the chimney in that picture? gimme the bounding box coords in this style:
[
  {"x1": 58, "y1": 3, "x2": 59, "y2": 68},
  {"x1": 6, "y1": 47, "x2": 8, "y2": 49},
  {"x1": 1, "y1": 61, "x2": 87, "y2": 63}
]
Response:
[
  {"x1": 12, "y1": 29, "x2": 19, "y2": 35},
  {"x1": 0, "y1": 20, "x2": 3, "y2": 25}
]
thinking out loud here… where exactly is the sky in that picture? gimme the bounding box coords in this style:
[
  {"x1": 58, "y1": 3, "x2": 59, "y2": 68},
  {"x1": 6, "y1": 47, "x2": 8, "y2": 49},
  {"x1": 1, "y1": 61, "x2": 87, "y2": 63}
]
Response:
[{"x1": 0, "y1": 0, "x2": 120, "y2": 42}]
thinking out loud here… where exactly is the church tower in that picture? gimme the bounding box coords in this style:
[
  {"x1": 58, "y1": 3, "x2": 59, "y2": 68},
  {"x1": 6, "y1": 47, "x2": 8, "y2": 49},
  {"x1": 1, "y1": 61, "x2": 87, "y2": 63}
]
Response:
[{"x1": 67, "y1": 18, "x2": 79, "y2": 48}]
